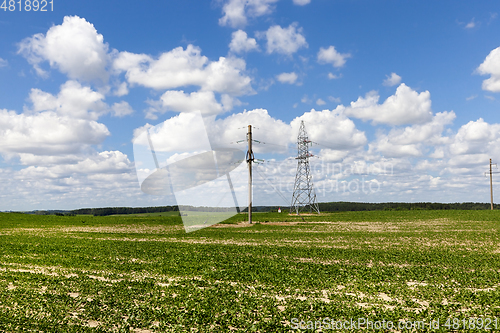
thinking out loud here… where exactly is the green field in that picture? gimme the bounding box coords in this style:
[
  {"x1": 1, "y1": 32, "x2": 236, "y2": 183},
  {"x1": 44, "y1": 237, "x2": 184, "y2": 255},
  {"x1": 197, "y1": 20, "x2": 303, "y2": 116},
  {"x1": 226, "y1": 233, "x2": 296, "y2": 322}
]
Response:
[{"x1": 0, "y1": 211, "x2": 499, "y2": 332}]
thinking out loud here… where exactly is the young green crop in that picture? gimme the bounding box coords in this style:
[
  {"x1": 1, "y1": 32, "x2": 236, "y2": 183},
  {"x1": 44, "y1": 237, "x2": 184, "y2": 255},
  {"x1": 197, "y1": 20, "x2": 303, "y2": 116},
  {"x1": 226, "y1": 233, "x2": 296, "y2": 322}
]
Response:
[{"x1": 0, "y1": 211, "x2": 499, "y2": 332}]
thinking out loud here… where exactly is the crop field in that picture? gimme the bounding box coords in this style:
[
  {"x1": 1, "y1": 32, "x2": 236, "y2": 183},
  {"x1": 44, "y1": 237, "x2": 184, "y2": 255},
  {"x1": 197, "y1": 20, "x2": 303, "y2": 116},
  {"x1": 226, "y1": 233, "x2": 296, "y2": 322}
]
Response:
[{"x1": 0, "y1": 210, "x2": 499, "y2": 332}]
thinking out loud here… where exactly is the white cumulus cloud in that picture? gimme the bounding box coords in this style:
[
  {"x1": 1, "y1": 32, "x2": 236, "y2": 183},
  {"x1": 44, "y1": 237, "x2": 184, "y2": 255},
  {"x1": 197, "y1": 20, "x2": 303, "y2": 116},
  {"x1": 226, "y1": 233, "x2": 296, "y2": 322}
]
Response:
[
  {"x1": 261, "y1": 23, "x2": 308, "y2": 56},
  {"x1": 133, "y1": 112, "x2": 211, "y2": 154},
  {"x1": 328, "y1": 73, "x2": 342, "y2": 79},
  {"x1": 42, "y1": 151, "x2": 133, "y2": 175},
  {"x1": 18, "y1": 16, "x2": 110, "y2": 82},
  {"x1": 206, "y1": 107, "x2": 366, "y2": 155},
  {"x1": 229, "y1": 30, "x2": 260, "y2": 53},
  {"x1": 211, "y1": 108, "x2": 291, "y2": 154},
  {"x1": 328, "y1": 96, "x2": 341, "y2": 103},
  {"x1": 0, "y1": 79, "x2": 114, "y2": 162},
  {"x1": 383, "y1": 73, "x2": 402, "y2": 86},
  {"x1": 0, "y1": 109, "x2": 109, "y2": 157},
  {"x1": 477, "y1": 46, "x2": 500, "y2": 92},
  {"x1": 369, "y1": 111, "x2": 455, "y2": 157},
  {"x1": 1, "y1": 150, "x2": 143, "y2": 211},
  {"x1": 292, "y1": 108, "x2": 367, "y2": 151},
  {"x1": 160, "y1": 90, "x2": 225, "y2": 116},
  {"x1": 111, "y1": 101, "x2": 134, "y2": 117},
  {"x1": 28, "y1": 80, "x2": 108, "y2": 120},
  {"x1": 113, "y1": 45, "x2": 253, "y2": 96},
  {"x1": 293, "y1": 0, "x2": 311, "y2": 5},
  {"x1": 317, "y1": 46, "x2": 351, "y2": 68},
  {"x1": 113, "y1": 82, "x2": 129, "y2": 97},
  {"x1": 276, "y1": 72, "x2": 298, "y2": 84},
  {"x1": 449, "y1": 118, "x2": 500, "y2": 155},
  {"x1": 345, "y1": 83, "x2": 433, "y2": 125},
  {"x1": 219, "y1": 0, "x2": 279, "y2": 28}
]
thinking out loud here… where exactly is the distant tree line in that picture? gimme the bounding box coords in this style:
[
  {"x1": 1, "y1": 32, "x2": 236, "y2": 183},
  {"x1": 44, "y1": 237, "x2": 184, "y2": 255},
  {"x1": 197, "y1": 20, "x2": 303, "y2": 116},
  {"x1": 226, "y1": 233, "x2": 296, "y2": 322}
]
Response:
[
  {"x1": 70, "y1": 206, "x2": 179, "y2": 216},
  {"x1": 23, "y1": 201, "x2": 500, "y2": 216},
  {"x1": 317, "y1": 201, "x2": 500, "y2": 211},
  {"x1": 252, "y1": 202, "x2": 500, "y2": 212},
  {"x1": 69, "y1": 205, "x2": 236, "y2": 216}
]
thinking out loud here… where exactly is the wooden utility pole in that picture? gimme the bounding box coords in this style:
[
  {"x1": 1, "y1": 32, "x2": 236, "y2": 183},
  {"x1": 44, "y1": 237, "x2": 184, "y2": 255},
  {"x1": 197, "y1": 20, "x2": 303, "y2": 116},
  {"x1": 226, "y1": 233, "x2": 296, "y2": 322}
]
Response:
[
  {"x1": 247, "y1": 125, "x2": 254, "y2": 223},
  {"x1": 490, "y1": 158, "x2": 494, "y2": 210}
]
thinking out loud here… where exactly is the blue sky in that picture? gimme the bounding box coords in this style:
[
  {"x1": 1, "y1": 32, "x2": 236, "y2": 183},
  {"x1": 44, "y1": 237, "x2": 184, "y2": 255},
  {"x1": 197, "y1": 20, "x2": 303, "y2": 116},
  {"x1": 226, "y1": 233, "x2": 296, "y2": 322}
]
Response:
[{"x1": 1, "y1": 0, "x2": 500, "y2": 211}]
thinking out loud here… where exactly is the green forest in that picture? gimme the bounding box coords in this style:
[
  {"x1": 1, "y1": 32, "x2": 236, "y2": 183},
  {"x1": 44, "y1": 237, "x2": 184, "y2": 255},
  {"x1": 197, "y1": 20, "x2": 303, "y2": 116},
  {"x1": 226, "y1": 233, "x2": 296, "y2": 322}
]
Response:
[{"x1": 22, "y1": 201, "x2": 500, "y2": 216}]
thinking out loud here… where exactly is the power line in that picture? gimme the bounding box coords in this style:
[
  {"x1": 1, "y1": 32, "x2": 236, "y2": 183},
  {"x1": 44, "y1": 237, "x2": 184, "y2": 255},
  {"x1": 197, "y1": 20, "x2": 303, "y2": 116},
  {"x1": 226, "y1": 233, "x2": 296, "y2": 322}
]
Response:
[
  {"x1": 310, "y1": 141, "x2": 339, "y2": 150},
  {"x1": 253, "y1": 166, "x2": 290, "y2": 205}
]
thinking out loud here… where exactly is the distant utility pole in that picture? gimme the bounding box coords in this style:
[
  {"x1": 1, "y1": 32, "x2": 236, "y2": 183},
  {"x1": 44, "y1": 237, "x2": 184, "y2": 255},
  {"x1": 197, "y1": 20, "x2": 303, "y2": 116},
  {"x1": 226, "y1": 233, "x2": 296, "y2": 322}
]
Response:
[
  {"x1": 490, "y1": 159, "x2": 496, "y2": 210},
  {"x1": 485, "y1": 159, "x2": 498, "y2": 210},
  {"x1": 246, "y1": 125, "x2": 254, "y2": 223}
]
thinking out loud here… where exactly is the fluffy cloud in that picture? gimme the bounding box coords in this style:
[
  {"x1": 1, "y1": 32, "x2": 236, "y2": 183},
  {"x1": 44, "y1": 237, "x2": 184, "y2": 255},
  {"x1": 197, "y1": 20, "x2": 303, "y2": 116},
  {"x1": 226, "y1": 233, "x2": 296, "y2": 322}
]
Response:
[
  {"x1": 15, "y1": 154, "x2": 84, "y2": 166},
  {"x1": 262, "y1": 23, "x2": 308, "y2": 55},
  {"x1": 219, "y1": 0, "x2": 279, "y2": 28},
  {"x1": 58, "y1": 151, "x2": 132, "y2": 175},
  {"x1": 203, "y1": 57, "x2": 253, "y2": 95},
  {"x1": 477, "y1": 46, "x2": 500, "y2": 92},
  {"x1": 210, "y1": 108, "x2": 291, "y2": 154},
  {"x1": 293, "y1": 0, "x2": 311, "y2": 5},
  {"x1": 111, "y1": 101, "x2": 134, "y2": 117},
  {"x1": 0, "y1": 79, "x2": 113, "y2": 162},
  {"x1": 0, "y1": 58, "x2": 7, "y2": 67},
  {"x1": 145, "y1": 90, "x2": 241, "y2": 119},
  {"x1": 142, "y1": 107, "x2": 366, "y2": 156},
  {"x1": 129, "y1": 102, "x2": 500, "y2": 206},
  {"x1": 293, "y1": 108, "x2": 367, "y2": 151},
  {"x1": 113, "y1": 45, "x2": 253, "y2": 96},
  {"x1": 328, "y1": 96, "x2": 341, "y2": 103},
  {"x1": 449, "y1": 118, "x2": 500, "y2": 155},
  {"x1": 328, "y1": 73, "x2": 342, "y2": 79},
  {"x1": 369, "y1": 111, "x2": 455, "y2": 157},
  {"x1": 276, "y1": 72, "x2": 298, "y2": 84},
  {"x1": 28, "y1": 80, "x2": 108, "y2": 120},
  {"x1": 18, "y1": 151, "x2": 133, "y2": 178},
  {"x1": 18, "y1": 16, "x2": 110, "y2": 81},
  {"x1": 317, "y1": 46, "x2": 351, "y2": 68},
  {"x1": 345, "y1": 83, "x2": 433, "y2": 125},
  {"x1": 160, "y1": 90, "x2": 226, "y2": 115},
  {"x1": 133, "y1": 112, "x2": 211, "y2": 154},
  {"x1": 135, "y1": 107, "x2": 361, "y2": 172},
  {"x1": 229, "y1": 30, "x2": 260, "y2": 53},
  {"x1": 447, "y1": 154, "x2": 490, "y2": 169},
  {"x1": 465, "y1": 18, "x2": 476, "y2": 29},
  {"x1": 113, "y1": 82, "x2": 129, "y2": 97},
  {"x1": 0, "y1": 151, "x2": 147, "y2": 211},
  {"x1": 113, "y1": 47, "x2": 205, "y2": 90},
  {"x1": 0, "y1": 109, "x2": 109, "y2": 157},
  {"x1": 383, "y1": 73, "x2": 402, "y2": 86}
]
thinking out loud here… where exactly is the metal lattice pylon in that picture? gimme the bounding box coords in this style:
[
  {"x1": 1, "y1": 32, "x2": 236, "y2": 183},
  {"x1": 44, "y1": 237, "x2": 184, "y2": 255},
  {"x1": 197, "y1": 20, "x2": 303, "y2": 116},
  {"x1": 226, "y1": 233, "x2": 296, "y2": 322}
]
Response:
[{"x1": 290, "y1": 121, "x2": 320, "y2": 214}]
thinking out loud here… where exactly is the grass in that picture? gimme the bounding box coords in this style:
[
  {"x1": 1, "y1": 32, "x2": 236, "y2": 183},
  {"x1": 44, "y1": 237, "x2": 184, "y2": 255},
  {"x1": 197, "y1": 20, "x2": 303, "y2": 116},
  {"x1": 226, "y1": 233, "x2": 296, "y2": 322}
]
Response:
[{"x1": 0, "y1": 210, "x2": 499, "y2": 332}]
